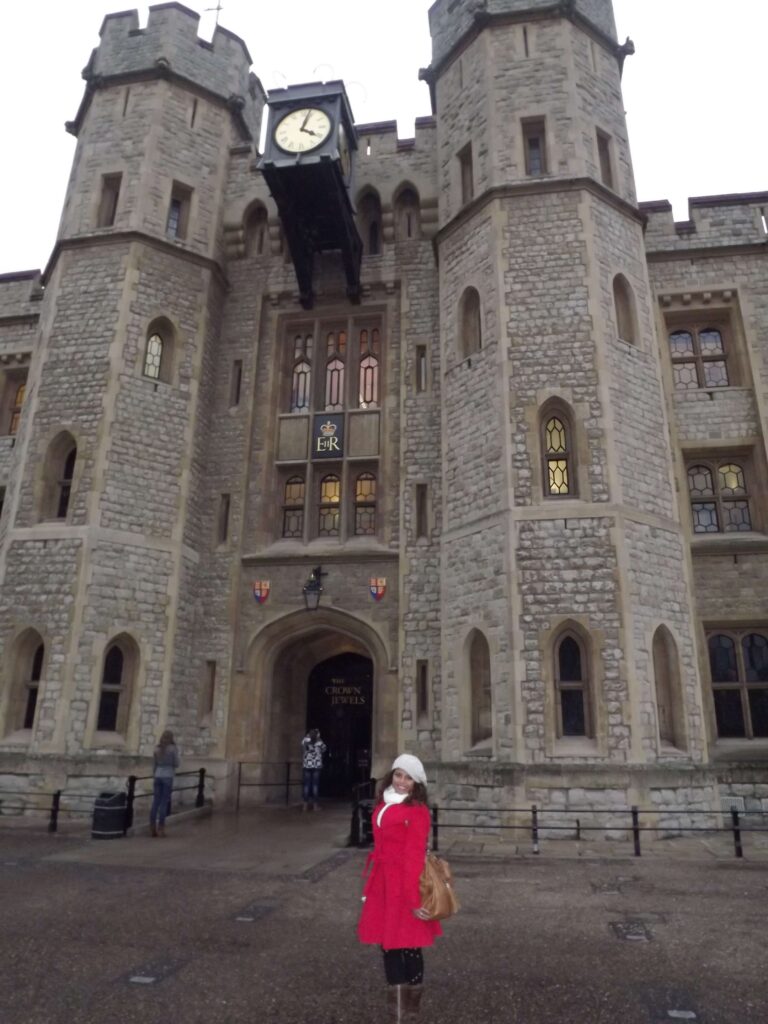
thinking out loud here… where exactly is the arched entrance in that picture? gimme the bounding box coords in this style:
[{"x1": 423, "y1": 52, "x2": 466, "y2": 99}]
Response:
[{"x1": 306, "y1": 652, "x2": 372, "y2": 797}]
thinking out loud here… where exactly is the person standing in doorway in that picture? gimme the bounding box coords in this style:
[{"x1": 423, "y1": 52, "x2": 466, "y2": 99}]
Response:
[
  {"x1": 301, "y1": 727, "x2": 327, "y2": 811},
  {"x1": 149, "y1": 729, "x2": 180, "y2": 837},
  {"x1": 358, "y1": 754, "x2": 441, "y2": 1020}
]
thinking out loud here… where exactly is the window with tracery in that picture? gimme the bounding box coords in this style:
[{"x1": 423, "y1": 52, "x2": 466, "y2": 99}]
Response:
[
  {"x1": 23, "y1": 643, "x2": 44, "y2": 730},
  {"x1": 282, "y1": 477, "x2": 305, "y2": 538},
  {"x1": 324, "y1": 330, "x2": 346, "y2": 412},
  {"x1": 8, "y1": 382, "x2": 25, "y2": 435},
  {"x1": 97, "y1": 645, "x2": 124, "y2": 731},
  {"x1": 708, "y1": 629, "x2": 768, "y2": 738},
  {"x1": 318, "y1": 475, "x2": 341, "y2": 537},
  {"x1": 143, "y1": 333, "x2": 164, "y2": 380},
  {"x1": 687, "y1": 459, "x2": 752, "y2": 533},
  {"x1": 354, "y1": 473, "x2": 377, "y2": 535},
  {"x1": 555, "y1": 633, "x2": 591, "y2": 737},
  {"x1": 669, "y1": 325, "x2": 730, "y2": 390},
  {"x1": 543, "y1": 413, "x2": 573, "y2": 497},
  {"x1": 358, "y1": 328, "x2": 380, "y2": 408},
  {"x1": 291, "y1": 333, "x2": 313, "y2": 412},
  {"x1": 57, "y1": 447, "x2": 77, "y2": 519}
]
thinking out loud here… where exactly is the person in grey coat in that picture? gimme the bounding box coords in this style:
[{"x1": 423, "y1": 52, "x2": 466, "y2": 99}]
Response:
[{"x1": 150, "y1": 730, "x2": 180, "y2": 837}]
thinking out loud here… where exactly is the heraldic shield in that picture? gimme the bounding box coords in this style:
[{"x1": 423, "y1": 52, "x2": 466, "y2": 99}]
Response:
[
  {"x1": 252, "y1": 580, "x2": 271, "y2": 605},
  {"x1": 369, "y1": 577, "x2": 386, "y2": 602}
]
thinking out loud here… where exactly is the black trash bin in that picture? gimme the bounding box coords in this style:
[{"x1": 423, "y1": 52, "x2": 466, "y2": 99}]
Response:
[{"x1": 91, "y1": 791, "x2": 127, "y2": 840}]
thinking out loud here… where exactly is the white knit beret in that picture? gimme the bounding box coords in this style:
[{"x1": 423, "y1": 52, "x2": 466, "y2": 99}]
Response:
[{"x1": 391, "y1": 753, "x2": 427, "y2": 785}]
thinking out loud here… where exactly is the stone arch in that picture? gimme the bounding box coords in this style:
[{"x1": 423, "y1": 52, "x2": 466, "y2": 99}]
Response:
[
  {"x1": 2, "y1": 626, "x2": 46, "y2": 736},
  {"x1": 230, "y1": 608, "x2": 396, "y2": 783},
  {"x1": 40, "y1": 429, "x2": 78, "y2": 521},
  {"x1": 552, "y1": 620, "x2": 594, "y2": 738},
  {"x1": 142, "y1": 315, "x2": 179, "y2": 384},
  {"x1": 652, "y1": 624, "x2": 686, "y2": 751},
  {"x1": 393, "y1": 182, "x2": 421, "y2": 241},
  {"x1": 613, "y1": 273, "x2": 638, "y2": 345},
  {"x1": 357, "y1": 188, "x2": 383, "y2": 256},
  {"x1": 465, "y1": 628, "x2": 493, "y2": 748},
  {"x1": 458, "y1": 286, "x2": 482, "y2": 358},
  {"x1": 95, "y1": 631, "x2": 140, "y2": 737},
  {"x1": 243, "y1": 201, "x2": 268, "y2": 257}
]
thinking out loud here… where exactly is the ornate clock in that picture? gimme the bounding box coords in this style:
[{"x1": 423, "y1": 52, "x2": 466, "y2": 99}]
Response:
[{"x1": 259, "y1": 82, "x2": 361, "y2": 309}]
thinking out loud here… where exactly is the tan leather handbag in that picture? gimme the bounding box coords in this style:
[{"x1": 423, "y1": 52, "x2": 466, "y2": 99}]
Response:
[{"x1": 419, "y1": 852, "x2": 460, "y2": 921}]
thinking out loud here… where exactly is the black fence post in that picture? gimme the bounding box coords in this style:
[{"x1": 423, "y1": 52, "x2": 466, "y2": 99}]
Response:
[
  {"x1": 48, "y1": 790, "x2": 61, "y2": 834},
  {"x1": 236, "y1": 762, "x2": 242, "y2": 813},
  {"x1": 575, "y1": 818, "x2": 581, "y2": 842},
  {"x1": 731, "y1": 807, "x2": 743, "y2": 859},
  {"x1": 285, "y1": 761, "x2": 291, "y2": 805},
  {"x1": 350, "y1": 801, "x2": 361, "y2": 848},
  {"x1": 125, "y1": 775, "x2": 137, "y2": 832},
  {"x1": 531, "y1": 804, "x2": 539, "y2": 855},
  {"x1": 196, "y1": 768, "x2": 206, "y2": 808},
  {"x1": 631, "y1": 806, "x2": 641, "y2": 856},
  {"x1": 432, "y1": 805, "x2": 439, "y2": 853}
]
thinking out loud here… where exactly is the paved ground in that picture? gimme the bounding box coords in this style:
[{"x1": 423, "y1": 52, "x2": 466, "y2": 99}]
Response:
[{"x1": 1, "y1": 805, "x2": 767, "y2": 1024}]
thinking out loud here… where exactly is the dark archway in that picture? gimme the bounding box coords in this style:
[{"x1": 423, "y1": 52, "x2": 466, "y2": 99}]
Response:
[{"x1": 306, "y1": 652, "x2": 373, "y2": 798}]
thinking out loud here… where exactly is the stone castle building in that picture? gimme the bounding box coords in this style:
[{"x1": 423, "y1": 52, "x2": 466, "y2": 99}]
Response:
[{"x1": 1, "y1": 0, "x2": 766, "y2": 826}]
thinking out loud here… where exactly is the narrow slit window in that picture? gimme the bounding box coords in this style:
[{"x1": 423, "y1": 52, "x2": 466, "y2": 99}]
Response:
[
  {"x1": 417, "y1": 660, "x2": 429, "y2": 719},
  {"x1": 415, "y1": 483, "x2": 429, "y2": 539},
  {"x1": 459, "y1": 144, "x2": 474, "y2": 205},
  {"x1": 522, "y1": 119, "x2": 547, "y2": 176},
  {"x1": 97, "y1": 174, "x2": 122, "y2": 228},
  {"x1": 230, "y1": 360, "x2": 243, "y2": 407},
  {"x1": 218, "y1": 493, "x2": 231, "y2": 544},
  {"x1": 596, "y1": 130, "x2": 614, "y2": 189},
  {"x1": 191, "y1": 98, "x2": 198, "y2": 128},
  {"x1": 23, "y1": 643, "x2": 44, "y2": 730},
  {"x1": 167, "y1": 183, "x2": 192, "y2": 240},
  {"x1": 415, "y1": 345, "x2": 427, "y2": 393},
  {"x1": 57, "y1": 447, "x2": 76, "y2": 519},
  {"x1": 203, "y1": 660, "x2": 216, "y2": 718}
]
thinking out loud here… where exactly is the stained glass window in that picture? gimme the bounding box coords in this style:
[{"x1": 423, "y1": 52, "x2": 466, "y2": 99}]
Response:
[
  {"x1": 544, "y1": 416, "x2": 571, "y2": 496},
  {"x1": 143, "y1": 333, "x2": 163, "y2": 380},
  {"x1": 687, "y1": 460, "x2": 751, "y2": 534},
  {"x1": 318, "y1": 475, "x2": 341, "y2": 537},
  {"x1": 555, "y1": 634, "x2": 589, "y2": 737},
  {"x1": 670, "y1": 325, "x2": 730, "y2": 390},
  {"x1": 282, "y1": 477, "x2": 305, "y2": 539},
  {"x1": 354, "y1": 473, "x2": 377, "y2": 535}
]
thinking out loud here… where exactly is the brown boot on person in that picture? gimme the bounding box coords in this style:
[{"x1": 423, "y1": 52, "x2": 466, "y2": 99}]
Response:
[
  {"x1": 157, "y1": 825, "x2": 166, "y2": 837},
  {"x1": 403, "y1": 984, "x2": 423, "y2": 1017},
  {"x1": 150, "y1": 824, "x2": 158, "y2": 838}
]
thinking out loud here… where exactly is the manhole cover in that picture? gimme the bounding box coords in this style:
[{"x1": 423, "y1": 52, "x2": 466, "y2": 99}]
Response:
[{"x1": 611, "y1": 919, "x2": 653, "y2": 942}]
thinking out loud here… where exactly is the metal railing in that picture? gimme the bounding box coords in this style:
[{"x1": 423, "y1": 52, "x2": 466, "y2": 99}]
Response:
[
  {"x1": 235, "y1": 761, "x2": 302, "y2": 810},
  {"x1": 0, "y1": 767, "x2": 208, "y2": 834},
  {"x1": 348, "y1": 799, "x2": 768, "y2": 859}
]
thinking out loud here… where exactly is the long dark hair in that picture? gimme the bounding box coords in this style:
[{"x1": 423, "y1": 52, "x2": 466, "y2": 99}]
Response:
[{"x1": 375, "y1": 769, "x2": 428, "y2": 806}]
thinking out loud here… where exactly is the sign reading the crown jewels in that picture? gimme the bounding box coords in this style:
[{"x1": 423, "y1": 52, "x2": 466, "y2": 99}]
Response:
[{"x1": 312, "y1": 414, "x2": 345, "y2": 459}]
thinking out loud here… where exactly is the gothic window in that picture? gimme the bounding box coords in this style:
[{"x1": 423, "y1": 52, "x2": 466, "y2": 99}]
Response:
[
  {"x1": 282, "y1": 477, "x2": 305, "y2": 539},
  {"x1": 354, "y1": 472, "x2": 377, "y2": 535},
  {"x1": 143, "y1": 333, "x2": 164, "y2": 380},
  {"x1": 469, "y1": 630, "x2": 492, "y2": 746},
  {"x1": 96, "y1": 635, "x2": 138, "y2": 735},
  {"x1": 41, "y1": 431, "x2": 77, "y2": 521},
  {"x1": 708, "y1": 629, "x2": 768, "y2": 739},
  {"x1": 613, "y1": 274, "x2": 637, "y2": 344},
  {"x1": 652, "y1": 625, "x2": 685, "y2": 749},
  {"x1": 459, "y1": 287, "x2": 482, "y2": 357},
  {"x1": 6, "y1": 630, "x2": 45, "y2": 735},
  {"x1": 358, "y1": 191, "x2": 382, "y2": 255},
  {"x1": 687, "y1": 459, "x2": 752, "y2": 534},
  {"x1": 542, "y1": 406, "x2": 576, "y2": 498},
  {"x1": 318, "y1": 475, "x2": 341, "y2": 537},
  {"x1": 596, "y1": 129, "x2": 614, "y2": 189},
  {"x1": 23, "y1": 642, "x2": 44, "y2": 730},
  {"x1": 555, "y1": 632, "x2": 591, "y2": 737},
  {"x1": 522, "y1": 118, "x2": 547, "y2": 176},
  {"x1": 324, "y1": 330, "x2": 346, "y2": 411},
  {"x1": 57, "y1": 447, "x2": 76, "y2": 519},
  {"x1": 97, "y1": 174, "x2": 122, "y2": 228},
  {"x1": 358, "y1": 327, "x2": 380, "y2": 408},
  {"x1": 669, "y1": 325, "x2": 730, "y2": 389},
  {"x1": 458, "y1": 144, "x2": 474, "y2": 205},
  {"x1": 166, "y1": 182, "x2": 192, "y2": 240},
  {"x1": 290, "y1": 333, "x2": 313, "y2": 413},
  {"x1": 8, "y1": 382, "x2": 25, "y2": 435},
  {"x1": 244, "y1": 204, "x2": 268, "y2": 257},
  {"x1": 394, "y1": 187, "x2": 421, "y2": 240}
]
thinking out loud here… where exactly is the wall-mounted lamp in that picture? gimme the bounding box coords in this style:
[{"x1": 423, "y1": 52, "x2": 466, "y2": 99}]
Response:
[{"x1": 302, "y1": 565, "x2": 326, "y2": 611}]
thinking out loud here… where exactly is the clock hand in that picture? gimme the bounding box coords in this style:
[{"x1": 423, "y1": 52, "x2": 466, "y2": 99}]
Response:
[
  {"x1": 300, "y1": 110, "x2": 312, "y2": 130},
  {"x1": 300, "y1": 128, "x2": 319, "y2": 137}
]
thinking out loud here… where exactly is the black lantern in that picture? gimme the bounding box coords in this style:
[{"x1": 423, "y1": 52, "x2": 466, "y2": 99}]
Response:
[{"x1": 302, "y1": 566, "x2": 326, "y2": 611}]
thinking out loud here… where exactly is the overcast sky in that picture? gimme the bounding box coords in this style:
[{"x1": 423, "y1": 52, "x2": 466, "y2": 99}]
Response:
[{"x1": 0, "y1": 0, "x2": 764, "y2": 274}]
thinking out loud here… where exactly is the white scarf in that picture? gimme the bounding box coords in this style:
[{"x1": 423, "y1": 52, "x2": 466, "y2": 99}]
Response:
[{"x1": 376, "y1": 785, "x2": 407, "y2": 826}]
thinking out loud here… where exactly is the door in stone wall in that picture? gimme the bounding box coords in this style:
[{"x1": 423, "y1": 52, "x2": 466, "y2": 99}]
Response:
[{"x1": 306, "y1": 653, "x2": 373, "y2": 798}]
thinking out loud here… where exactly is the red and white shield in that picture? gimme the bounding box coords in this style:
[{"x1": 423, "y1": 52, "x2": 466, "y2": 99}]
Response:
[
  {"x1": 252, "y1": 580, "x2": 271, "y2": 605},
  {"x1": 369, "y1": 577, "x2": 387, "y2": 602}
]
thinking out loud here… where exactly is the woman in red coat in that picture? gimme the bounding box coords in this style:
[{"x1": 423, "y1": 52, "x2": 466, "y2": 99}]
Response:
[{"x1": 358, "y1": 754, "x2": 441, "y2": 1019}]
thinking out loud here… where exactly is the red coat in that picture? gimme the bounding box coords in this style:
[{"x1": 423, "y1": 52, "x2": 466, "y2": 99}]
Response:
[{"x1": 357, "y1": 800, "x2": 442, "y2": 950}]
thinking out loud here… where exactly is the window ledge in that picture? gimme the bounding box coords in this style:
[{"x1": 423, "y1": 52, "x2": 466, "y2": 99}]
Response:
[
  {"x1": 90, "y1": 731, "x2": 127, "y2": 751},
  {"x1": 553, "y1": 736, "x2": 600, "y2": 757},
  {"x1": 0, "y1": 729, "x2": 32, "y2": 748},
  {"x1": 463, "y1": 742, "x2": 493, "y2": 759},
  {"x1": 691, "y1": 532, "x2": 768, "y2": 556},
  {"x1": 711, "y1": 739, "x2": 768, "y2": 763}
]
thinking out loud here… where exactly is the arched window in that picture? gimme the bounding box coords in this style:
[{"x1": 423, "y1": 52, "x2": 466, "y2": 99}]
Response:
[
  {"x1": 459, "y1": 287, "x2": 482, "y2": 358},
  {"x1": 142, "y1": 318, "x2": 176, "y2": 384},
  {"x1": 282, "y1": 476, "x2": 305, "y2": 539},
  {"x1": 244, "y1": 204, "x2": 268, "y2": 257},
  {"x1": 555, "y1": 632, "x2": 591, "y2": 737},
  {"x1": 687, "y1": 459, "x2": 752, "y2": 533},
  {"x1": 318, "y1": 475, "x2": 341, "y2": 537},
  {"x1": 541, "y1": 404, "x2": 576, "y2": 498},
  {"x1": 394, "y1": 186, "x2": 421, "y2": 241},
  {"x1": 96, "y1": 635, "x2": 138, "y2": 735},
  {"x1": 5, "y1": 630, "x2": 44, "y2": 735},
  {"x1": 290, "y1": 333, "x2": 313, "y2": 413},
  {"x1": 708, "y1": 629, "x2": 768, "y2": 738},
  {"x1": 358, "y1": 327, "x2": 380, "y2": 408},
  {"x1": 652, "y1": 626, "x2": 685, "y2": 749},
  {"x1": 354, "y1": 472, "x2": 377, "y2": 535},
  {"x1": 469, "y1": 630, "x2": 492, "y2": 746},
  {"x1": 8, "y1": 382, "x2": 25, "y2": 435},
  {"x1": 358, "y1": 191, "x2": 382, "y2": 256},
  {"x1": 613, "y1": 274, "x2": 637, "y2": 344},
  {"x1": 41, "y1": 432, "x2": 77, "y2": 521},
  {"x1": 324, "y1": 330, "x2": 346, "y2": 411}
]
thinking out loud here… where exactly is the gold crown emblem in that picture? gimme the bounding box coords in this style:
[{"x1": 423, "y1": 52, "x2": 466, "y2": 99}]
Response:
[{"x1": 320, "y1": 420, "x2": 337, "y2": 437}]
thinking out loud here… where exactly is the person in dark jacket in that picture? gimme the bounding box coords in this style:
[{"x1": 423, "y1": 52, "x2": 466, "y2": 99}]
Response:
[
  {"x1": 358, "y1": 754, "x2": 440, "y2": 1019},
  {"x1": 149, "y1": 729, "x2": 180, "y2": 837},
  {"x1": 301, "y1": 728, "x2": 327, "y2": 811}
]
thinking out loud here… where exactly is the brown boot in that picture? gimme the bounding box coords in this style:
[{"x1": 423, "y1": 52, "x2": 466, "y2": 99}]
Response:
[
  {"x1": 386, "y1": 984, "x2": 404, "y2": 1022},
  {"x1": 150, "y1": 824, "x2": 158, "y2": 837},
  {"x1": 403, "y1": 984, "x2": 423, "y2": 1017},
  {"x1": 157, "y1": 824, "x2": 166, "y2": 837}
]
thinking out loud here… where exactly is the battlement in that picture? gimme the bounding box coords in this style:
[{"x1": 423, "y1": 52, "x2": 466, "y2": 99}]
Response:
[
  {"x1": 0, "y1": 271, "x2": 43, "y2": 320},
  {"x1": 427, "y1": 0, "x2": 617, "y2": 67},
  {"x1": 642, "y1": 193, "x2": 768, "y2": 254},
  {"x1": 92, "y1": 3, "x2": 253, "y2": 103}
]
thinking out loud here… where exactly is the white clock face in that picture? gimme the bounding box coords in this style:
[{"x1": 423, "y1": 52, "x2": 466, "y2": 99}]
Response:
[{"x1": 274, "y1": 108, "x2": 332, "y2": 154}]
